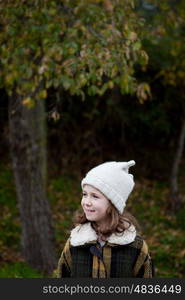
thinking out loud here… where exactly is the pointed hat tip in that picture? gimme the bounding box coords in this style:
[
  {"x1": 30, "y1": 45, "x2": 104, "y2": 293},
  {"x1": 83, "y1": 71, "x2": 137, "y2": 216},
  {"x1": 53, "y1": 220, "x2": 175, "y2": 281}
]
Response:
[{"x1": 127, "y1": 160, "x2": 136, "y2": 167}]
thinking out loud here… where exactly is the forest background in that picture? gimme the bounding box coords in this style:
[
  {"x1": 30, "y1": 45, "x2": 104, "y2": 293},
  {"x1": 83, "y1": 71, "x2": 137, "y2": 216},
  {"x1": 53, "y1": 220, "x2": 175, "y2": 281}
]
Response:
[{"x1": 0, "y1": 0, "x2": 185, "y2": 277}]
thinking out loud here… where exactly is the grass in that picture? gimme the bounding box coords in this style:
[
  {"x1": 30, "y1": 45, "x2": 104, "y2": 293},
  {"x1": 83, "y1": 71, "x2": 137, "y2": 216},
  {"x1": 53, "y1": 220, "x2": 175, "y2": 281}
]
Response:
[
  {"x1": 0, "y1": 262, "x2": 43, "y2": 278},
  {"x1": 0, "y1": 163, "x2": 184, "y2": 278}
]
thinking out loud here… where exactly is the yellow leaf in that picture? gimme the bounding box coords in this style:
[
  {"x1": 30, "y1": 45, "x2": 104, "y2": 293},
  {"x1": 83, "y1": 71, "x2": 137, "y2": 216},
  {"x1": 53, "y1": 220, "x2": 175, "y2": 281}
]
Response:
[
  {"x1": 22, "y1": 97, "x2": 35, "y2": 108},
  {"x1": 38, "y1": 90, "x2": 47, "y2": 99}
]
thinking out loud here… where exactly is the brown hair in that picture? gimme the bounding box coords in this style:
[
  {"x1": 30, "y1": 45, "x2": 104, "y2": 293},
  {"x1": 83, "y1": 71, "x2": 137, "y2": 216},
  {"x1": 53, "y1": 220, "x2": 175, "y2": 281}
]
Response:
[{"x1": 73, "y1": 202, "x2": 141, "y2": 241}]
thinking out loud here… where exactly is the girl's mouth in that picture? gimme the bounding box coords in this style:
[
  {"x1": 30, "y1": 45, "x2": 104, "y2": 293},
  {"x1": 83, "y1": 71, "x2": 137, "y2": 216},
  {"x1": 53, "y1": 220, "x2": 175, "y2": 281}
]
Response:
[{"x1": 85, "y1": 209, "x2": 95, "y2": 213}]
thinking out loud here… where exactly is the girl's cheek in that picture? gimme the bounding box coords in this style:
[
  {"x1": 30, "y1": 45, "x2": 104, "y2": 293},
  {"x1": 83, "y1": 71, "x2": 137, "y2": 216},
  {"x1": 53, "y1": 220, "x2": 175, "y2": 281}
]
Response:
[{"x1": 81, "y1": 197, "x2": 87, "y2": 207}]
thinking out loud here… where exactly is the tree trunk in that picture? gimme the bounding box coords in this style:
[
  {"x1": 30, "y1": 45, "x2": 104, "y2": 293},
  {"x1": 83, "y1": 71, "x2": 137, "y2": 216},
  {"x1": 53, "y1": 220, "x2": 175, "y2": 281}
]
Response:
[
  {"x1": 8, "y1": 93, "x2": 56, "y2": 274},
  {"x1": 170, "y1": 118, "x2": 185, "y2": 212}
]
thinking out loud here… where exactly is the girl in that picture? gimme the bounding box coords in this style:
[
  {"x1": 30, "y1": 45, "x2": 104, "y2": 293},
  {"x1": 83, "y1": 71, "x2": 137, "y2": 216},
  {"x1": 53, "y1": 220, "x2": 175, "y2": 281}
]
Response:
[{"x1": 57, "y1": 160, "x2": 154, "y2": 278}]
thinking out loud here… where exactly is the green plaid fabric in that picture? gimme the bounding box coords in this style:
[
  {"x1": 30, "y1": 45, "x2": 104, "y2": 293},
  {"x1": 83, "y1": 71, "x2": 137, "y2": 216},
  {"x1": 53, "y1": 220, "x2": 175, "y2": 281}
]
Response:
[{"x1": 57, "y1": 235, "x2": 154, "y2": 278}]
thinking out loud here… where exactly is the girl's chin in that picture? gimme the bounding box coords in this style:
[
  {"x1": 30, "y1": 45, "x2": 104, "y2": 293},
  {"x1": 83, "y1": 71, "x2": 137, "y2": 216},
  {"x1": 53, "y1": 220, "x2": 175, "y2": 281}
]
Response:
[
  {"x1": 85, "y1": 214, "x2": 97, "y2": 221},
  {"x1": 85, "y1": 216, "x2": 102, "y2": 223},
  {"x1": 86, "y1": 215, "x2": 96, "y2": 221}
]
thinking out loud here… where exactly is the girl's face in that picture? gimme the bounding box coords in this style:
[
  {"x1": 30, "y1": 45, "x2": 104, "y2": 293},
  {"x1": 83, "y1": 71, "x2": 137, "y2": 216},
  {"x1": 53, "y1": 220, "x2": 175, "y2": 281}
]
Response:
[{"x1": 81, "y1": 184, "x2": 110, "y2": 225}]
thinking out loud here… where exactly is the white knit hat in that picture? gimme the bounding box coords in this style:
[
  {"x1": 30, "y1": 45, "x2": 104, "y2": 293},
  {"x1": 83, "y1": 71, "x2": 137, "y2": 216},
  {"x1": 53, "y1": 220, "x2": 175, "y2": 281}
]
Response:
[{"x1": 81, "y1": 160, "x2": 135, "y2": 214}]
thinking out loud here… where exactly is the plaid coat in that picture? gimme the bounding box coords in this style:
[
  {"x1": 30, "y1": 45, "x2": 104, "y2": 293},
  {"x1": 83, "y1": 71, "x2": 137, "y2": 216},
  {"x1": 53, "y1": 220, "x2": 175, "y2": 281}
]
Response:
[{"x1": 57, "y1": 222, "x2": 154, "y2": 278}]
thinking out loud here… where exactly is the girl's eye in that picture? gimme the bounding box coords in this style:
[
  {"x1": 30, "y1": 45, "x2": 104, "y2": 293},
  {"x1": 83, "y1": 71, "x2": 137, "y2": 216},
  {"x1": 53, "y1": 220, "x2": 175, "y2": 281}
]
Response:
[
  {"x1": 93, "y1": 195, "x2": 99, "y2": 199},
  {"x1": 82, "y1": 193, "x2": 87, "y2": 197}
]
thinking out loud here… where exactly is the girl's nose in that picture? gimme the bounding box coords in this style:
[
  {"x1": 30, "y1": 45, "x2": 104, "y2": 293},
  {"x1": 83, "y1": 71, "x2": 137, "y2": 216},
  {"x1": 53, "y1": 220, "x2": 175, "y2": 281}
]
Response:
[{"x1": 84, "y1": 197, "x2": 92, "y2": 206}]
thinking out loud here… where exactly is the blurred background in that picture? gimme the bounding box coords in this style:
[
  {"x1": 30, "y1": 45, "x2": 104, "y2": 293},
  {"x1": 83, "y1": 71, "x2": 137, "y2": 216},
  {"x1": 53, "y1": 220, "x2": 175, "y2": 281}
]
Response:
[{"x1": 0, "y1": 0, "x2": 185, "y2": 277}]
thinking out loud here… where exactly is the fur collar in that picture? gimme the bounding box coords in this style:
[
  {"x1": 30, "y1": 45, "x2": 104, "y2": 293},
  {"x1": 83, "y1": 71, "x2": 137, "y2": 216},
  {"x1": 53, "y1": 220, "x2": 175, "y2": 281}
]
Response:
[{"x1": 70, "y1": 222, "x2": 136, "y2": 246}]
